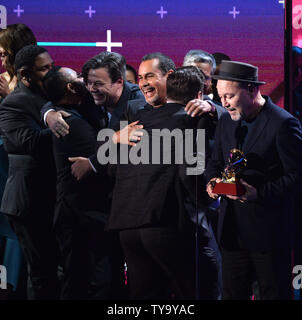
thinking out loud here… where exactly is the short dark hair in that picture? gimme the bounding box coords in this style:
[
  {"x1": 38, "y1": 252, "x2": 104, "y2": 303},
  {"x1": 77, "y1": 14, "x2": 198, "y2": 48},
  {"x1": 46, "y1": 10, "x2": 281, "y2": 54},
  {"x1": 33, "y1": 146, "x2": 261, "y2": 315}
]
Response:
[
  {"x1": 166, "y1": 66, "x2": 205, "y2": 105},
  {"x1": 14, "y1": 44, "x2": 47, "y2": 74},
  {"x1": 212, "y1": 52, "x2": 231, "y2": 66},
  {"x1": 126, "y1": 64, "x2": 137, "y2": 81},
  {"x1": 141, "y1": 52, "x2": 176, "y2": 75},
  {"x1": 43, "y1": 66, "x2": 71, "y2": 103},
  {"x1": 82, "y1": 51, "x2": 126, "y2": 84}
]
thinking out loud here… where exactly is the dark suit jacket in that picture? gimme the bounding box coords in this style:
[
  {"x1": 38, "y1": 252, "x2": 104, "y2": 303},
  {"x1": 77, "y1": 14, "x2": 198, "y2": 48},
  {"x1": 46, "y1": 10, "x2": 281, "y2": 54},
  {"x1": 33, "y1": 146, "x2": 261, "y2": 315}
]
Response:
[
  {"x1": 107, "y1": 82, "x2": 145, "y2": 130},
  {"x1": 122, "y1": 99, "x2": 226, "y2": 208},
  {"x1": 108, "y1": 102, "x2": 219, "y2": 232},
  {"x1": 206, "y1": 96, "x2": 302, "y2": 250},
  {"x1": 52, "y1": 107, "x2": 111, "y2": 225},
  {"x1": 0, "y1": 82, "x2": 56, "y2": 219},
  {"x1": 125, "y1": 95, "x2": 225, "y2": 159},
  {"x1": 41, "y1": 92, "x2": 108, "y2": 134}
]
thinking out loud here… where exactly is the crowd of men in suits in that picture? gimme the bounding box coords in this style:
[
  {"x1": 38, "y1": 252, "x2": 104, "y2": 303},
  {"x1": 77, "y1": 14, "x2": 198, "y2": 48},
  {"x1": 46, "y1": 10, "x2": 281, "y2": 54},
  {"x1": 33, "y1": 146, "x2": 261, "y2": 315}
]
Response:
[{"x1": 0, "y1": 42, "x2": 301, "y2": 300}]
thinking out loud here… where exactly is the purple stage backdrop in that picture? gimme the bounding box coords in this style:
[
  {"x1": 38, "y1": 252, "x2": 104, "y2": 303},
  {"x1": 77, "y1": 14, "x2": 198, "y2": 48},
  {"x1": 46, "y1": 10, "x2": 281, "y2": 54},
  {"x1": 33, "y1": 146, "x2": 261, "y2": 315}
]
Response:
[{"x1": 0, "y1": 0, "x2": 285, "y2": 106}]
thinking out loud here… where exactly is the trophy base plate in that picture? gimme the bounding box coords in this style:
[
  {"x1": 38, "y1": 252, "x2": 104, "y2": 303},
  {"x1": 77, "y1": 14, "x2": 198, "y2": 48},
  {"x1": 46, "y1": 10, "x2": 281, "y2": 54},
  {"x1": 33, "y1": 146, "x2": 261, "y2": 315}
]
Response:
[{"x1": 213, "y1": 182, "x2": 245, "y2": 196}]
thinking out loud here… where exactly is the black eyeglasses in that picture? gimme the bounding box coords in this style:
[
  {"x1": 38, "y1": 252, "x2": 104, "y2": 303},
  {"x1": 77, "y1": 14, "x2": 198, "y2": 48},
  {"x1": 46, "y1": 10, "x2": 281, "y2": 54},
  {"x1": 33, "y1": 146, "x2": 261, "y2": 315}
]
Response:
[{"x1": 0, "y1": 51, "x2": 8, "y2": 58}]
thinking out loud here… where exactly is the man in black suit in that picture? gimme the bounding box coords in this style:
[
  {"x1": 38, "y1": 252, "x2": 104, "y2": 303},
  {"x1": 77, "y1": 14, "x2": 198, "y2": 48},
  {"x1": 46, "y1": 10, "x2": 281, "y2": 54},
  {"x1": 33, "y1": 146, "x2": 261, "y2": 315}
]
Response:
[
  {"x1": 108, "y1": 54, "x2": 223, "y2": 299},
  {"x1": 43, "y1": 66, "x2": 112, "y2": 299},
  {"x1": 206, "y1": 60, "x2": 302, "y2": 299},
  {"x1": 41, "y1": 52, "x2": 145, "y2": 299},
  {"x1": 0, "y1": 45, "x2": 59, "y2": 299}
]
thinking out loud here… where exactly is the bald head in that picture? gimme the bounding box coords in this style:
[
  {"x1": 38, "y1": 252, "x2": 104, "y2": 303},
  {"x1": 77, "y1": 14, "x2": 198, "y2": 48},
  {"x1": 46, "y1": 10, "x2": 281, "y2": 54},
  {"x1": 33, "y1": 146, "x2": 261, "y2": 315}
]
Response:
[{"x1": 59, "y1": 67, "x2": 77, "y2": 80}]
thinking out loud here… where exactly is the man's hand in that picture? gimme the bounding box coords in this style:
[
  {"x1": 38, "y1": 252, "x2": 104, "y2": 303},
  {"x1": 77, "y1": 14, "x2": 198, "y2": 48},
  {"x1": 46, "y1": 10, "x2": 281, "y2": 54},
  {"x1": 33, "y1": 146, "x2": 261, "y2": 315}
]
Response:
[
  {"x1": 226, "y1": 179, "x2": 258, "y2": 203},
  {"x1": 206, "y1": 177, "x2": 222, "y2": 200},
  {"x1": 0, "y1": 76, "x2": 10, "y2": 98},
  {"x1": 68, "y1": 157, "x2": 92, "y2": 181},
  {"x1": 185, "y1": 99, "x2": 215, "y2": 117},
  {"x1": 112, "y1": 120, "x2": 144, "y2": 146},
  {"x1": 46, "y1": 110, "x2": 71, "y2": 138}
]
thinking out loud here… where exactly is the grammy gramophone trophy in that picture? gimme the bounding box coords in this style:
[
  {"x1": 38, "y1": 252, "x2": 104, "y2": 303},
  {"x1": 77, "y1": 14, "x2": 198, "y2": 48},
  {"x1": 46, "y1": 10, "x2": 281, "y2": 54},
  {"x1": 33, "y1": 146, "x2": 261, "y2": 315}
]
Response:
[{"x1": 213, "y1": 148, "x2": 247, "y2": 196}]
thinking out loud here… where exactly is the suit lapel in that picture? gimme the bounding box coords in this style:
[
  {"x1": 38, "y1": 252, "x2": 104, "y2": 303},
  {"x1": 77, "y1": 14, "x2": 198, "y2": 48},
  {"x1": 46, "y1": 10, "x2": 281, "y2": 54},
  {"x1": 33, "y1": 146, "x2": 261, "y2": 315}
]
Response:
[
  {"x1": 18, "y1": 82, "x2": 47, "y2": 124},
  {"x1": 226, "y1": 116, "x2": 241, "y2": 151},
  {"x1": 242, "y1": 101, "x2": 272, "y2": 154},
  {"x1": 109, "y1": 83, "x2": 131, "y2": 129}
]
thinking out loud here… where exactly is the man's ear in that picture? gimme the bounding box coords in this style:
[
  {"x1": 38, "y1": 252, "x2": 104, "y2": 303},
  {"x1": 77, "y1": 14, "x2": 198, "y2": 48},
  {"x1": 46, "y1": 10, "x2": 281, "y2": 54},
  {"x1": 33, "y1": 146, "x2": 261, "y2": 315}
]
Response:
[
  {"x1": 197, "y1": 90, "x2": 203, "y2": 100},
  {"x1": 166, "y1": 69, "x2": 174, "y2": 77},
  {"x1": 247, "y1": 84, "x2": 256, "y2": 96},
  {"x1": 19, "y1": 67, "x2": 30, "y2": 81},
  {"x1": 67, "y1": 82, "x2": 76, "y2": 94},
  {"x1": 116, "y1": 78, "x2": 124, "y2": 86}
]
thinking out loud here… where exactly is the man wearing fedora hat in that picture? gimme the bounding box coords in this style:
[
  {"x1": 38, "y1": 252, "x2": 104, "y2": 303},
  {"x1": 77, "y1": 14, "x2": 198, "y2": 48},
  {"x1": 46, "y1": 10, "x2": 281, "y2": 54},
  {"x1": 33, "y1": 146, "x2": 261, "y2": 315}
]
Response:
[{"x1": 206, "y1": 60, "x2": 302, "y2": 299}]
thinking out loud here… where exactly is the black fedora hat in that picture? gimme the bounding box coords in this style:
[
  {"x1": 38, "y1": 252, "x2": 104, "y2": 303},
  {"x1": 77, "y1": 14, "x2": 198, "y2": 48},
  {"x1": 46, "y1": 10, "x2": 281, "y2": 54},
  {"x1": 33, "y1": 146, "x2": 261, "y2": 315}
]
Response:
[{"x1": 212, "y1": 60, "x2": 266, "y2": 85}]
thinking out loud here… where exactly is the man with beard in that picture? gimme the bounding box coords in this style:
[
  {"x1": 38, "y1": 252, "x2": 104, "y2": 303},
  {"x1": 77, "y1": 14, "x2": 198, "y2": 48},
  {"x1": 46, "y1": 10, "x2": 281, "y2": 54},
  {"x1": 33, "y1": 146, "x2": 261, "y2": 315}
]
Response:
[
  {"x1": 0, "y1": 45, "x2": 59, "y2": 299},
  {"x1": 206, "y1": 60, "x2": 302, "y2": 299},
  {"x1": 43, "y1": 66, "x2": 112, "y2": 299}
]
